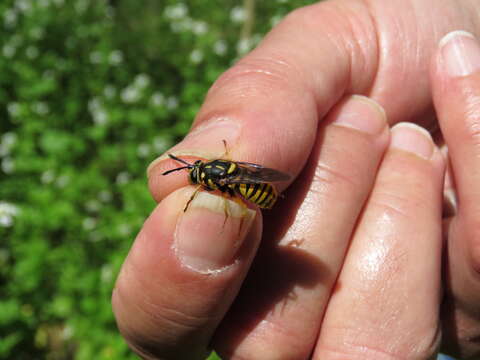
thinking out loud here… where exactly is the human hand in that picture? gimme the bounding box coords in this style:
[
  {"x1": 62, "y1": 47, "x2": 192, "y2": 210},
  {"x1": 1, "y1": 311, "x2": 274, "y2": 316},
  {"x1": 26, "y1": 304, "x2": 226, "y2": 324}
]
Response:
[
  {"x1": 112, "y1": 0, "x2": 480, "y2": 358},
  {"x1": 113, "y1": 92, "x2": 446, "y2": 359},
  {"x1": 431, "y1": 31, "x2": 480, "y2": 360}
]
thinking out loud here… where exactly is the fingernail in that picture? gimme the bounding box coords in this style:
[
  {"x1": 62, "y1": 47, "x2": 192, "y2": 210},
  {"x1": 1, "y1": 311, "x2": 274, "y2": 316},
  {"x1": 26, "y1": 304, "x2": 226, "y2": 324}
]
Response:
[
  {"x1": 173, "y1": 191, "x2": 256, "y2": 273},
  {"x1": 331, "y1": 95, "x2": 387, "y2": 135},
  {"x1": 147, "y1": 117, "x2": 240, "y2": 177},
  {"x1": 390, "y1": 123, "x2": 434, "y2": 160},
  {"x1": 440, "y1": 30, "x2": 480, "y2": 77}
]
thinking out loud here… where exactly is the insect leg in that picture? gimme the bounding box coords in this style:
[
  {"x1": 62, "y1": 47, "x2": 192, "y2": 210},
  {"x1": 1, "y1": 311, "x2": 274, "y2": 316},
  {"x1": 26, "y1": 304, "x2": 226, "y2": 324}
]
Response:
[
  {"x1": 221, "y1": 197, "x2": 247, "y2": 233},
  {"x1": 221, "y1": 139, "x2": 230, "y2": 159},
  {"x1": 218, "y1": 184, "x2": 235, "y2": 197},
  {"x1": 184, "y1": 185, "x2": 203, "y2": 212},
  {"x1": 228, "y1": 193, "x2": 250, "y2": 236}
]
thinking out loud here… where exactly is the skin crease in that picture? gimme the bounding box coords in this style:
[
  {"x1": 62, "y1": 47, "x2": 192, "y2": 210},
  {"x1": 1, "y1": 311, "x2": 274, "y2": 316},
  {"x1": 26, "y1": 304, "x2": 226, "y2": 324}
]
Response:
[{"x1": 113, "y1": 0, "x2": 480, "y2": 359}]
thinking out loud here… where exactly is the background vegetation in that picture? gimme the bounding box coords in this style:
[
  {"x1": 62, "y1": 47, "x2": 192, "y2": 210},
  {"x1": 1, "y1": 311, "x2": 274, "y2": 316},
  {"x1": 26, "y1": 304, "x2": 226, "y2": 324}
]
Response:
[{"x1": 0, "y1": 0, "x2": 313, "y2": 359}]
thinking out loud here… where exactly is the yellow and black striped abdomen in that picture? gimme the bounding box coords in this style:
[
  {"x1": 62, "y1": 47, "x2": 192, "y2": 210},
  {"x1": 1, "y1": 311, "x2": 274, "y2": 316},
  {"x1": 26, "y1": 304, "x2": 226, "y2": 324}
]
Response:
[{"x1": 231, "y1": 183, "x2": 277, "y2": 209}]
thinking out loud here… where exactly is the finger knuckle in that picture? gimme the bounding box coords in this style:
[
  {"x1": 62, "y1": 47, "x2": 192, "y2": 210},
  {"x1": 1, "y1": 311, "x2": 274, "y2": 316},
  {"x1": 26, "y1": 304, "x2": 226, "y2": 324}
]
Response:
[
  {"x1": 370, "y1": 189, "x2": 424, "y2": 220},
  {"x1": 318, "y1": 330, "x2": 439, "y2": 360},
  {"x1": 314, "y1": 160, "x2": 358, "y2": 189},
  {"x1": 208, "y1": 55, "x2": 305, "y2": 100},
  {"x1": 311, "y1": 160, "x2": 362, "y2": 201}
]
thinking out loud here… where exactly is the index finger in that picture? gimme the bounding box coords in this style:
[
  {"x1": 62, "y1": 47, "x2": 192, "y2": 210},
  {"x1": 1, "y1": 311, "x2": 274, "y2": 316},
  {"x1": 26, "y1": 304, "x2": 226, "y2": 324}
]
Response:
[{"x1": 146, "y1": 1, "x2": 379, "y2": 202}]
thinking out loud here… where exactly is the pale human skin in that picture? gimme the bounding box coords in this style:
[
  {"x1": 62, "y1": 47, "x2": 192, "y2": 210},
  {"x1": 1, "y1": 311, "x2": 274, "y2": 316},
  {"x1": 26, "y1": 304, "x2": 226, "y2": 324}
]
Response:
[{"x1": 112, "y1": 0, "x2": 480, "y2": 359}]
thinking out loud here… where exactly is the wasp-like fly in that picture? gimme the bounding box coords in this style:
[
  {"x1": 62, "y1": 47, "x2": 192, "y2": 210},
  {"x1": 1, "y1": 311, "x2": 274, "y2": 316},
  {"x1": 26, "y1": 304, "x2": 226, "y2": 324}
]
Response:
[{"x1": 162, "y1": 150, "x2": 290, "y2": 211}]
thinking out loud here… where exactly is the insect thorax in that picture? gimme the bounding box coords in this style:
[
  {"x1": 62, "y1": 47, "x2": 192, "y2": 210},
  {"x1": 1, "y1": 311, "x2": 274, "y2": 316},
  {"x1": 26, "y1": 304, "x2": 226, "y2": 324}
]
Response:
[{"x1": 195, "y1": 160, "x2": 237, "y2": 189}]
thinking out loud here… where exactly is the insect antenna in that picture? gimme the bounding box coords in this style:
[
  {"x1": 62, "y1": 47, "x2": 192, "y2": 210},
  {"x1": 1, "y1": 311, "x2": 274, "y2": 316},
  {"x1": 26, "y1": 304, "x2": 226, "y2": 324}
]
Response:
[
  {"x1": 167, "y1": 154, "x2": 192, "y2": 166},
  {"x1": 162, "y1": 154, "x2": 194, "y2": 176}
]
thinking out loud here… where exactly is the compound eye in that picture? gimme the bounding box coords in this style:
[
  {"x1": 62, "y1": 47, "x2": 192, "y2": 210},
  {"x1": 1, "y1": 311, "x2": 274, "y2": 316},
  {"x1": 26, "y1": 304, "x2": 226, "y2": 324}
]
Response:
[
  {"x1": 194, "y1": 160, "x2": 202, "y2": 165},
  {"x1": 190, "y1": 168, "x2": 199, "y2": 184}
]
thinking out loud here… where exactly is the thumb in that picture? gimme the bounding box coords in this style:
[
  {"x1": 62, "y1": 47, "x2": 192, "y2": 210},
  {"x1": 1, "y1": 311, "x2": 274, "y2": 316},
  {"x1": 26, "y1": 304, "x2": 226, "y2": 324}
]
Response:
[{"x1": 112, "y1": 187, "x2": 261, "y2": 359}]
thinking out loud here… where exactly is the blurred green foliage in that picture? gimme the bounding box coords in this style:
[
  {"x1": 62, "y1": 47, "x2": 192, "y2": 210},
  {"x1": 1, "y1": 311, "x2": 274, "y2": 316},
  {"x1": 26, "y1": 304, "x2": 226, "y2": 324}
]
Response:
[{"x1": 0, "y1": 0, "x2": 312, "y2": 359}]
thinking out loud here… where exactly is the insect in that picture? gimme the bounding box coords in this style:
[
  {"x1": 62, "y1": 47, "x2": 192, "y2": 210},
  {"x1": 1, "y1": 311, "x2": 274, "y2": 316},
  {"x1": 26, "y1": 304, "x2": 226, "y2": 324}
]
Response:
[{"x1": 162, "y1": 144, "x2": 291, "y2": 212}]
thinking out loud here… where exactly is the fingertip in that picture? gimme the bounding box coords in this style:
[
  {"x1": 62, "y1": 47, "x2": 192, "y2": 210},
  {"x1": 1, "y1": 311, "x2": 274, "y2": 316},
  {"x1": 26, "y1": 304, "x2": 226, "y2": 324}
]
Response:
[
  {"x1": 390, "y1": 122, "x2": 435, "y2": 160},
  {"x1": 118, "y1": 187, "x2": 260, "y2": 286},
  {"x1": 438, "y1": 30, "x2": 480, "y2": 78},
  {"x1": 113, "y1": 187, "x2": 262, "y2": 358},
  {"x1": 329, "y1": 95, "x2": 388, "y2": 137},
  {"x1": 147, "y1": 156, "x2": 198, "y2": 202},
  {"x1": 173, "y1": 191, "x2": 257, "y2": 274}
]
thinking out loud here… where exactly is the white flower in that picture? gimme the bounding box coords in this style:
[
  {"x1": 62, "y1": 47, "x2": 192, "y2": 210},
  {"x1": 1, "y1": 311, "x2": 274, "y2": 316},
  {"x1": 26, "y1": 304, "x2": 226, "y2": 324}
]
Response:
[
  {"x1": 109, "y1": 50, "x2": 123, "y2": 65},
  {"x1": 150, "y1": 92, "x2": 165, "y2": 107},
  {"x1": 166, "y1": 96, "x2": 179, "y2": 110},
  {"x1": 1, "y1": 158, "x2": 14, "y2": 174},
  {"x1": 0, "y1": 216, "x2": 13, "y2": 227},
  {"x1": 85, "y1": 199, "x2": 101, "y2": 212},
  {"x1": 0, "y1": 133, "x2": 17, "y2": 157},
  {"x1": 75, "y1": 0, "x2": 88, "y2": 14},
  {"x1": 137, "y1": 143, "x2": 150, "y2": 158},
  {"x1": 62, "y1": 325, "x2": 73, "y2": 340},
  {"x1": 101, "y1": 264, "x2": 113, "y2": 283},
  {"x1": 134, "y1": 74, "x2": 150, "y2": 88},
  {"x1": 82, "y1": 217, "x2": 96, "y2": 231},
  {"x1": 92, "y1": 109, "x2": 108, "y2": 125},
  {"x1": 7, "y1": 103, "x2": 20, "y2": 117},
  {"x1": 89, "y1": 51, "x2": 102, "y2": 64},
  {"x1": 230, "y1": 6, "x2": 246, "y2": 23},
  {"x1": 170, "y1": 19, "x2": 193, "y2": 33},
  {"x1": 0, "y1": 202, "x2": 19, "y2": 228},
  {"x1": 116, "y1": 172, "x2": 131, "y2": 185},
  {"x1": 56, "y1": 174, "x2": 69, "y2": 188},
  {"x1": 190, "y1": 49, "x2": 203, "y2": 64},
  {"x1": 213, "y1": 40, "x2": 227, "y2": 56},
  {"x1": 164, "y1": 3, "x2": 188, "y2": 19},
  {"x1": 88, "y1": 98, "x2": 101, "y2": 112},
  {"x1": 270, "y1": 15, "x2": 283, "y2": 27},
  {"x1": 1, "y1": 133, "x2": 17, "y2": 147},
  {"x1": 41, "y1": 170, "x2": 55, "y2": 184},
  {"x1": 120, "y1": 86, "x2": 141, "y2": 104},
  {"x1": 33, "y1": 101, "x2": 49, "y2": 115},
  {"x1": 98, "y1": 190, "x2": 112, "y2": 202},
  {"x1": 4, "y1": 9, "x2": 18, "y2": 28},
  {"x1": 38, "y1": 0, "x2": 50, "y2": 8},
  {"x1": 252, "y1": 34, "x2": 262, "y2": 45},
  {"x1": 88, "y1": 98, "x2": 108, "y2": 124},
  {"x1": 15, "y1": 0, "x2": 32, "y2": 13},
  {"x1": 3, "y1": 44, "x2": 16, "y2": 58},
  {"x1": 237, "y1": 38, "x2": 252, "y2": 54},
  {"x1": 192, "y1": 21, "x2": 208, "y2": 35},
  {"x1": 118, "y1": 223, "x2": 131, "y2": 236}
]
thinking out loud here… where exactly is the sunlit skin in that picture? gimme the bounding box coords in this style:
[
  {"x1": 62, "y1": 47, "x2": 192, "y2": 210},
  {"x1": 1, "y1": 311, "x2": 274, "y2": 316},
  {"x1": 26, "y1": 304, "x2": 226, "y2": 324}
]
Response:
[{"x1": 112, "y1": 0, "x2": 480, "y2": 359}]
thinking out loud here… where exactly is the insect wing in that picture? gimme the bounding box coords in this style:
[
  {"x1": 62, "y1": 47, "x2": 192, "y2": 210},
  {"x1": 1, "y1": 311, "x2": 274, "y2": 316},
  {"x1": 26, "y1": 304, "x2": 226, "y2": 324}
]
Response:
[{"x1": 223, "y1": 162, "x2": 291, "y2": 184}]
